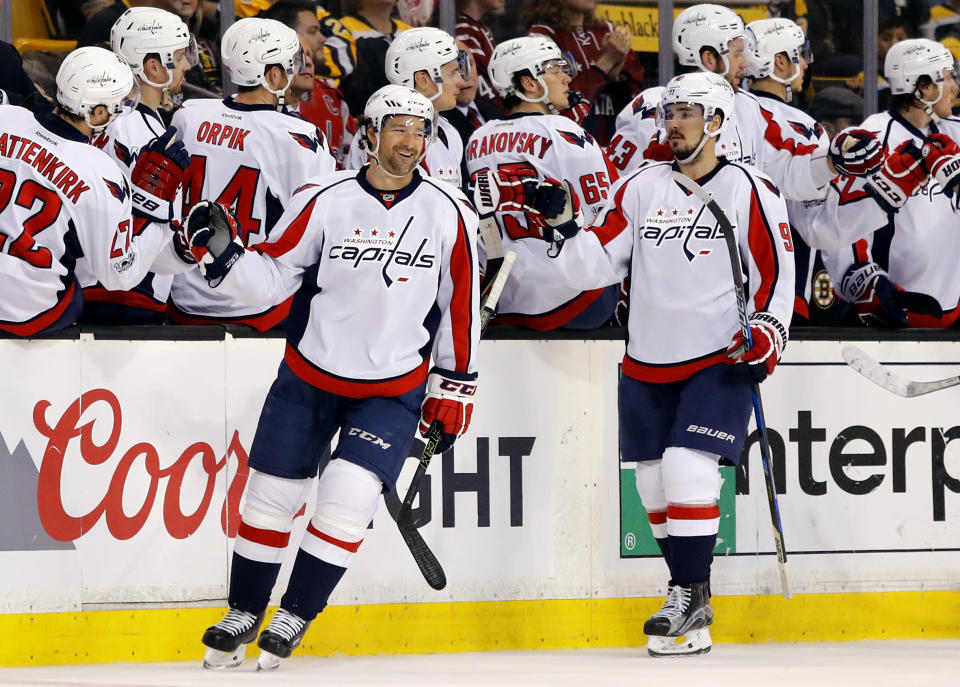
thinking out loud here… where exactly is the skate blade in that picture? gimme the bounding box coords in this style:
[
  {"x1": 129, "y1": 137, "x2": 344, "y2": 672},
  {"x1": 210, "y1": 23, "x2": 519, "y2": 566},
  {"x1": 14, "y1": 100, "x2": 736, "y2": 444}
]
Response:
[
  {"x1": 646, "y1": 628, "x2": 712, "y2": 657},
  {"x1": 202, "y1": 644, "x2": 248, "y2": 669},
  {"x1": 257, "y1": 649, "x2": 282, "y2": 672}
]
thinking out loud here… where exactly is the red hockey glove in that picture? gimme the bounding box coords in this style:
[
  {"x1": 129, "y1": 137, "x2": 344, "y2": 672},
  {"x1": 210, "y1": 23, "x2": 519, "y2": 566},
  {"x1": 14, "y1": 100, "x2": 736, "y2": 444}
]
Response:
[
  {"x1": 839, "y1": 261, "x2": 907, "y2": 327},
  {"x1": 419, "y1": 368, "x2": 478, "y2": 454},
  {"x1": 131, "y1": 127, "x2": 190, "y2": 222},
  {"x1": 922, "y1": 133, "x2": 960, "y2": 198},
  {"x1": 643, "y1": 132, "x2": 674, "y2": 162},
  {"x1": 865, "y1": 140, "x2": 929, "y2": 213},
  {"x1": 180, "y1": 201, "x2": 244, "y2": 288},
  {"x1": 727, "y1": 312, "x2": 787, "y2": 383},
  {"x1": 829, "y1": 128, "x2": 883, "y2": 177}
]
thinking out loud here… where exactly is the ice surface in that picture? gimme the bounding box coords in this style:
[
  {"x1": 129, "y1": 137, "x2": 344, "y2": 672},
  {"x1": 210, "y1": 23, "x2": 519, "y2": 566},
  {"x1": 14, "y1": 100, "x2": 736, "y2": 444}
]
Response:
[{"x1": 3, "y1": 640, "x2": 959, "y2": 687}]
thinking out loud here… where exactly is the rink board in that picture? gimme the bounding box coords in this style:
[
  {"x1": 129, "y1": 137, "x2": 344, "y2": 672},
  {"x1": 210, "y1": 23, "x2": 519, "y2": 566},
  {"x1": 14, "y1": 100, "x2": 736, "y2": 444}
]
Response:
[{"x1": 1, "y1": 335, "x2": 960, "y2": 665}]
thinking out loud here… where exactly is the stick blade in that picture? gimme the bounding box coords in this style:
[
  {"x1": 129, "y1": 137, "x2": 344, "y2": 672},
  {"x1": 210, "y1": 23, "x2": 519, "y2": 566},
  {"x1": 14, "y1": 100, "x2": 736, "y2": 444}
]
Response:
[
  {"x1": 398, "y1": 523, "x2": 447, "y2": 590},
  {"x1": 841, "y1": 345, "x2": 912, "y2": 397}
]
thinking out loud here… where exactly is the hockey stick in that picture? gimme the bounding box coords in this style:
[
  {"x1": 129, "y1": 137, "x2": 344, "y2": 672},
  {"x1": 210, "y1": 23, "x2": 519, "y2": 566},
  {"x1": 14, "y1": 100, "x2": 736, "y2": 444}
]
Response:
[
  {"x1": 396, "y1": 250, "x2": 518, "y2": 590},
  {"x1": 842, "y1": 344, "x2": 960, "y2": 397},
  {"x1": 670, "y1": 171, "x2": 791, "y2": 600}
]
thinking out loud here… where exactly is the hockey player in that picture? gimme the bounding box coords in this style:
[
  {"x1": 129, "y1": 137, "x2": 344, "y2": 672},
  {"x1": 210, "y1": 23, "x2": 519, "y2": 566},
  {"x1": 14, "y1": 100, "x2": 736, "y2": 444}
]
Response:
[
  {"x1": 0, "y1": 46, "x2": 190, "y2": 336},
  {"x1": 822, "y1": 38, "x2": 960, "y2": 327},
  {"x1": 169, "y1": 17, "x2": 336, "y2": 330},
  {"x1": 345, "y1": 26, "x2": 468, "y2": 187},
  {"x1": 541, "y1": 71, "x2": 793, "y2": 656},
  {"x1": 743, "y1": 17, "x2": 826, "y2": 324},
  {"x1": 79, "y1": 6, "x2": 198, "y2": 325},
  {"x1": 465, "y1": 36, "x2": 620, "y2": 330},
  {"x1": 606, "y1": 3, "x2": 882, "y2": 202},
  {"x1": 193, "y1": 84, "x2": 479, "y2": 670}
]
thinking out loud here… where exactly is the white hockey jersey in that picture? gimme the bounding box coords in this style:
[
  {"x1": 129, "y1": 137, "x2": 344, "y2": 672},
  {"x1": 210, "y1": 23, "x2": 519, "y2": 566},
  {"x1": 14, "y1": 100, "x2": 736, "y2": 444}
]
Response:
[
  {"x1": 170, "y1": 98, "x2": 337, "y2": 327},
  {"x1": 210, "y1": 168, "x2": 480, "y2": 395},
  {"x1": 608, "y1": 85, "x2": 833, "y2": 201},
  {"x1": 345, "y1": 114, "x2": 463, "y2": 188},
  {"x1": 464, "y1": 112, "x2": 619, "y2": 328},
  {"x1": 78, "y1": 103, "x2": 177, "y2": 313},
  {"x1": 0, "y1": 106, "x2": 178, "y2": 335},
  {"x1": 820, "y1": 111, "x2": 960, "y2": 322},
  {"x1": 553, "y1": 159, "x2": 794, "y2": 382}
]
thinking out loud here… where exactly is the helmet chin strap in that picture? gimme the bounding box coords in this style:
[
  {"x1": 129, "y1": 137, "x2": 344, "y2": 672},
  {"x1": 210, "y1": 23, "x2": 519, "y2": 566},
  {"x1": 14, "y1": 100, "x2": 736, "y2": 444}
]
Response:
[
  {"x1": 770, "y1": 63, "x2": 801, "y2": 103},
  {"x1": 676, "y1": 122, "x2": 721, "y2": 165},
  {"x1": 367, "y1": 130, "x2": 424, "y2": 179},
  {"x1": 916, "y1": 83, "x2": 944, "y2": 123}
]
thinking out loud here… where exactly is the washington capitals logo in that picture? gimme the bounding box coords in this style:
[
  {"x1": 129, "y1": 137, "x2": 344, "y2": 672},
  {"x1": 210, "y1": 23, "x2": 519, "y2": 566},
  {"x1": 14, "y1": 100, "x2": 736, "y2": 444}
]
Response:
[
  {"x1": 632, "y1": 95, "x2": 657, "y2": 119},
  {"x1": 557, "y1": 129, "x2": 593, "y2": 148},
  {"x1": 788, "y1": 120, "x2": 823, "y2": 141},
  {"x1": 114, "y1": 140, "x2": 134, "y2": 166},
  {"x1": 289, "y1": 131, "x2": 319, "y2": 152},
  {"x1": 103, "y1": 177, "x2": 128, "y2": 202},
  {"x1": 328, "y1": 216, "x2": 435, "y2": 286}
]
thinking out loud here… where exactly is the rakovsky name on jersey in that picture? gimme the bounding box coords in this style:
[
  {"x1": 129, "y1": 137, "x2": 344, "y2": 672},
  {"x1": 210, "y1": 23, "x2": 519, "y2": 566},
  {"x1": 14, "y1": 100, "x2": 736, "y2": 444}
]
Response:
[
  {"x1": 209, "y1": 169, "x2": 480, "y2": 397},
  {"x1": 0, "y1": 105, "x2": 180, "y2": 334},
  {"x1": 465, "y1": 112, "x2": 619, "y2": 325},
  {"x1": 552, "y1": 159, "x2": 794, "y2": 382},
  {"x1": 170, "y1": 97, "x2": 336, "y2": 319},
  {"x1": 608, "y1": 85, "x2": 832, "y2": 201},
  {"x1": 346, "y1": 114, "x2": 463, "y2": 188}
]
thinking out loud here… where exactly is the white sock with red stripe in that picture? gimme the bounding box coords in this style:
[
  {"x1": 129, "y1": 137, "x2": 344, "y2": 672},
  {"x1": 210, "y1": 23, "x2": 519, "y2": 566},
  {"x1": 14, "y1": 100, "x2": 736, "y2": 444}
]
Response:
[
  {"x1": 281, "y1": 459, "x2": 383, "y2": 620},
  {"x1": 229, "y1": 471, "x2": 313, "y2": 613},
  {"x1": 634, "y1": 460, "x2": 672, "y2": 571},
  {"x1": 661, "y1": 447, "x2": 722, "y2": 583}
]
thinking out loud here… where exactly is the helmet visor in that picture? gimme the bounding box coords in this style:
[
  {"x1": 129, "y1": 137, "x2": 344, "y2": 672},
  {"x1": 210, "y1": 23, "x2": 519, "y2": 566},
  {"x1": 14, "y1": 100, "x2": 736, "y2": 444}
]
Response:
[
  {"x1": 183, "y1": 35, "x2": 200, "y2": 69},
  {"x1": 456, "y1": 49, "x2": 471, "y2": 81},
  {"x1": 799, "y1": 39, "x2": 814, "y2": 65}
]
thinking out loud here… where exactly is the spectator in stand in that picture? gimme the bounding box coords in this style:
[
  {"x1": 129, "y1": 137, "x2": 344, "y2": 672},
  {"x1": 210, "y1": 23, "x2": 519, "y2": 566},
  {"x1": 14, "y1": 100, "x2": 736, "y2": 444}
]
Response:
[
  {"x1": 169, "y1": 0, "x2": 223, "y2": 97},
  {"x1": 339, "y1": 0, "x2": 411, "y2": 115},
  {"x1": 925, "y1": 1, "x2": 960, "y2": 60},
  {"x1": 316, "y1": 6, "x2": 359, "y2": 85},
  {"x1": 523, "y1": 0, "x2": 644, "y2": 147},
  {"x1": 0, "y1": 41, "x2": 47, "y2": 108},
  {"x1": 264, "y1": 0, "x2": 356, "y2": 166},
  {"x1": 455, "y1": 0, "x2": 504, "y2": 109},
  {"x1": 808, "y1": 87, "x2": 865, "y2": 140},
  {"x1": 78, "y1": 0, "x2": 159, "y2": 47}
]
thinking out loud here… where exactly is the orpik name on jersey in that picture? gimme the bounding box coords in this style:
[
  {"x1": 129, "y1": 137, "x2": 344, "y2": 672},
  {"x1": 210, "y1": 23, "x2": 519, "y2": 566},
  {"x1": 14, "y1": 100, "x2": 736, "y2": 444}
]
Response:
[{"x1": 170, "y1": 98, "x2": 336, "y2": 323}]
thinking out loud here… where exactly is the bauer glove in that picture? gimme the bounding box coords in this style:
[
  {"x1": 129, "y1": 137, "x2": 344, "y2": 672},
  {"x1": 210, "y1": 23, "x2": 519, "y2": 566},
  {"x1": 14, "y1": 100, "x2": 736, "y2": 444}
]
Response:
[
  {"x1": 726, "y1": 312, "x2": 787, "y2": 383},
  {"x1": 922, "y1": 133, "x2": 960, "y2": 198},
  {"x1": 419, "y1": 368, "x2": 478, "y2": 454}
]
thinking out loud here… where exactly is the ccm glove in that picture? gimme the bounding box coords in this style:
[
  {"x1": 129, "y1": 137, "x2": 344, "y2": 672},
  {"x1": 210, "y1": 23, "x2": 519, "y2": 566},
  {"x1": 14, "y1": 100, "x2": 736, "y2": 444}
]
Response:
[
  {"x1": 839, "y1": 261, "x2": 907, "y2": 327},
  {"x1": 130, "y1": 127, "x2": 190, "y2": 222},
  {"x1": 829, "y1": 128, "x2": 883, "y2": 176},
  {"x1": 726, "y1": 312, "x2": 787, "y2": 383},
  {"x1": 419, "y1": 368, "x2": 478, "y2": 454},
  {"x1": 180, "y1": 201, "x2": 244, "y2": 287},
  {"x1": 865, "y1": 140, "x2": 929, "y2": 214},
  {"x1": 923, "y1": 133, "x2": 960, "y2": 198}
]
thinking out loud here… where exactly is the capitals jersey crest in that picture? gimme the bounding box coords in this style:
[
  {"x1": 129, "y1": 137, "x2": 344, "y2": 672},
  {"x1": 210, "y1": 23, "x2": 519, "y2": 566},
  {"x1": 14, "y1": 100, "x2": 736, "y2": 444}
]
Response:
[
  {"x1": 289, "y1": 130, "x2": 322, "y2": 152},
  {"x1": 103, "y1": 176, "x2": 128, "y2": 202},
  {"x1": 557, "y1": 129, "x2": 595, "y2": 148}
]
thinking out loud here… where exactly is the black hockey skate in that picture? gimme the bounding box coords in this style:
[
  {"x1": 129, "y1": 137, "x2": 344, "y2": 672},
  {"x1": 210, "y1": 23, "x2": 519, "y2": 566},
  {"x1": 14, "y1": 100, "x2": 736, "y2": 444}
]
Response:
[
  {"x1": 201, "y1": 608, "x2": 264, "y2": 669},
  {"x1": 644, "y1": 581, "x2": 713, "y2": 657},
  {"x1": 256, "y1": 608, "x2": 311, "y2": 671}
]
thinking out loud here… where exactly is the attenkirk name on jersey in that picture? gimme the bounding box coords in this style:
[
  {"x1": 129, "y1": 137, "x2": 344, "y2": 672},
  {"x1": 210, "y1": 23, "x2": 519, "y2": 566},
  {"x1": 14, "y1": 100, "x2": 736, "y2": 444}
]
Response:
[
  {"x1": 0, "y1": 132, "x2": 90, "y2": 203},
  {"x1": 465, "y1": 130, "x2": 555, "y2": 161}
]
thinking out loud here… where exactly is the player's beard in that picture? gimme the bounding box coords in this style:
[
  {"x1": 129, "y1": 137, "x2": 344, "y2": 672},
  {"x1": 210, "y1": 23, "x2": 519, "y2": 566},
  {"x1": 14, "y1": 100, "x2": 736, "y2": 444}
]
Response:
[
  {"x1": 379, "y1": 145, "x2": 420, "y2": 177},
  {"x1": 669, "y1": 131, "x2": 705, "y2": 163}
]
